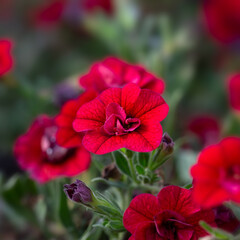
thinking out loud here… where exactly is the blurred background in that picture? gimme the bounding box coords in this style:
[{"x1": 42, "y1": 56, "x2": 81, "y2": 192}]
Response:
[{"x1": 1, "y1": 0, "x2": 240, "y2": 239}]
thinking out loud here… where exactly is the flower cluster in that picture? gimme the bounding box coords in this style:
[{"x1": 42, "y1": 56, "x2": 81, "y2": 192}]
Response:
[
  {"x1": 13, "y1": 55, "x2": 240, "y2": 239},
  {"x1": 14, "y1": 57, "x2": 168, "y2": 181}
]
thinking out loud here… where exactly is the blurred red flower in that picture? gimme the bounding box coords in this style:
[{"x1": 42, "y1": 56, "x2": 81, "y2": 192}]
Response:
[
  {"x1": 0, "y1": 39, "x2": 13, "y2": 77},
  {"x1": 203, "y1": 0, "x2": 240, "y2": 44},
  {"x1": 79, "y1": 57, "x2": 165, "y2": 94},
  {"x1": 123, "y1": 186, "x2": 215, "y2": 240},
  {"x1": 188, "y1": 115, "x2": 221, "y2": 146},
  {"x1": 191, "y1": 137, "x2": 240, "y2": 208},
  {"x1": 14, "y1": 115, "x2": 91, "y2": 183},
  {"x1": 33, "y1": 0, "x2": 113, "y2": 27},
  {"x1": 73, "y1": 83, "x2": 169, "y2": 154},
  {"x1": 56, "y1": 90, "x2": 97, "y2": 148},
  {"x1": 228, "y1": 74, "x2": 240, "y2": 113}
]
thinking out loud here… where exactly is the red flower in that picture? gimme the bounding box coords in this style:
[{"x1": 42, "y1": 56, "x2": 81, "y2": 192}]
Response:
[
  {"x1": 73, "y1": 83, "x2": 169, "y2": 154},
  {"x1": 0, "y1": 39, "x2": 13, "y2": 77},
  {"x1": 188, "y1": 115, "x2": 221, "y2": 146},
  {"x1": 203, "y1": 0, "x2": 240, "y2": 44},
  {"x1": 191, "y1": 137, "x2": 240, "y2": 208},
  {"x1": 34, "y1": 0, "x2": 66, "y2": 26},
  {"x1": 82, "y1": 0, "x2": 113, "y2": 15},
  {"x1": 79, "y1": 57, "x2": 165, "y2": 94},
  {"x1": 123, "y1": 186, "x2": 215, "y2": 240},
  {"x1": 14, "y1": 115, "x2": 91, "y2": 183},
  {"x1": 228, "y1": 74, "x2": 240, "y2": 113},
  {"x1": 56, "y1": 90, "x2": 97, "y2": 148},
  {"x1": 33, "y1": 0, "x2": 113, "y2": 27}
]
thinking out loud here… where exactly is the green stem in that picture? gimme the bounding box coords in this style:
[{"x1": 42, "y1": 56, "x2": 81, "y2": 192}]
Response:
[{"x1": 128, "y1": 156, "x2": 138, "y2": 183}]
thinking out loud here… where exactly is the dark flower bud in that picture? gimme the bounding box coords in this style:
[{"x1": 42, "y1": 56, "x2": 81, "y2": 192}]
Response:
[
  {"x1": 101, "y1": 163, "x2": 121, "y2": 180},
  {"x1": 161, "y1": 132, "x2": 174, "y2": 155},
  {"x1": 64, "y1": 179, "x2": 93, "y2": 206},
  {"x1": 214, "y1": 205, "x2": 240, "y2": 233}
]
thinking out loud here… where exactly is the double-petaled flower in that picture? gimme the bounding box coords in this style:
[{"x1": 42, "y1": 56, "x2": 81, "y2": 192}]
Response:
[
  {"x1": 123, "y1": 186, "x2": 215, "y2": 240},
  {"x1": 73, "y1": 83, "x2": 169, "y2": 154},
  {"x1": 79, "y1": 57, "x2": 165, "y2": 94}
]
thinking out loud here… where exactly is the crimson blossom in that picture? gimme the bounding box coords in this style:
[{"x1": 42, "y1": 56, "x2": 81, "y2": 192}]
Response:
[
  {"x1": 187, "y1": 115, "x2": 220, "y2": 146},
  {"x1": 123, "y1": 186, "x2": 215, "y2": 240},
  {"x1": 79, "y1": 57, "x2": 165, "y2": 94},
  {"x1": 33, "y1": 0, "x2": 113, "y2": 27},
  {"x1": 203, "y1": 0, "x2": 240, "y2": 44},
  {"x1": 56, "y1": 90, "x2": 97, "y2": 148},
  {"x1": 228, "y1": 74, "x2": 240, "y2": 113},
  {"x1": 14, "y1": 115, "x2": 91, "y2": 183},
  {"x1": 0, "y1": 39, "x2": 13, "y2": 77},
  {"x1": 73, "y1": 83, "x2": 169, "y2": 154},
  {"x1": 191, "y1": 137, "x2": 240, "y2": 208}
]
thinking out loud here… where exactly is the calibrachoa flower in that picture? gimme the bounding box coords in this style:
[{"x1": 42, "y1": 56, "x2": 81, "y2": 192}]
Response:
[
  {"x1": 228, "y1": 74, "x2": 240, "y2": 113},
  {"x1": 0, "y1": 39, "x2": 13, "y2": 77},
  {"x1": 73, "y1": 83, "x2": 169, "y2": 154},
  {"x1": 187, "y1": 115, "x2": 220, "y2": 146},
  {"x1": 56, "y1": 90, "x2": 97, "y2": 148},
  {"x1": 79, "y1": 57, "x2": 165, "y2": 94},
  {"x1": 14, "y1": 115, "x2": 91, "y2": 183},
  {"x1": 191, "y1": 137, "x2": 240, "y2": 208},
  {"x1": 203, "y1": 0, "x2": 240, "y2": 44},
  {"x1": 123, "y1": 186, "x2": 215, "y2": 240},
  {"x1": 33, "y1": 0, "x2": 113, "y2": 27}
]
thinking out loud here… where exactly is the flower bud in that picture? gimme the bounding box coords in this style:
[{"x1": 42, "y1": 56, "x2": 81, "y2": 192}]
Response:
[
  {"x1": 101, "y1": 163, "x2": 121, "y2": 180},
  {"x1": 161, "y1": 132, "x2": 174, "y2": 155},
  {"x1": 64, "y1": 179, "x2": 93, "y2": 206}
]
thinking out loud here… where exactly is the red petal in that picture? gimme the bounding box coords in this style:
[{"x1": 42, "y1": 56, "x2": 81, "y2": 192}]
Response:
[
  {"x1": 31, "y1": 146, "x2": 91, "y2": 183},
  {"x1": 56, "y1": 91, "x2": 97, "y2": 148},
  {"x1": 131, "y1": 89, "x2": 169, "y2": 122},
  {"x1": 120, "y1": 83, "x2": 141, "y2": 114},
  {"x1": 82, "y1": 128, "x2": 125, "y2": 154},
  {"x1": 192, "y1": 182, "x2": 229, "y2": 208},
  {"x1": 220, "y1": 137, "x2": 240, "y2": 166},
  {"x1": 74, "y1": 97, "x2": 105, "y2": 132},
  {"x1": 187, "y1": 210, "x2": 215, "y2": 238},
  {"x1": 123, "y1": 193, "x2": 160, "y2": 234},
  {"x1": 190, "y1": 163, "x2": 220, "y2": 182},
  {"x1": 125, "y1": 120, "x2": 163, "y2": 152},
  {"x1": 133, "y1": 222, "x2": 161, "y2": 240},
  {"x1": 197, "y1": 144, "x2": 226, "y2": 167},
  {"x1": 157, "y1": 186, "x2": 200, "y2": 217},
  {"x1": 56, "y1": 128, "x2": 83, "y2": 148}
]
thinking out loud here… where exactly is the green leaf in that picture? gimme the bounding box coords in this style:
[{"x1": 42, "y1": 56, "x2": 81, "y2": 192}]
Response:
[
  {"x1": 112, "y1": 151, "x2": 131, "y2": 177},
  {"x1": 107, "y1": 220, "x2": 125, "y2": 231},
  {"x1": 199, "y1": 221, "x2": 234, "y2": 240},
  {"x1": 136, "y1": 165, "x2": 145, "y2": 175},
  {"x1": 138, "y1": 152, "x2": 150, "y2": 167},
  {"x1": 34, "y1": 197, "x2": 47, "y2": 225}
]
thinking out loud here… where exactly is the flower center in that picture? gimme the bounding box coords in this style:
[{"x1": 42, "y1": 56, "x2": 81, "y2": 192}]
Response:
[
  {"x1": 41, "y1": 127, "x2": 75, "y2": 163},
  {"x1": 221, "y1": 165, "x2": 240, "y2": 193},
  {"x1": 104, "y1": 103, "x2": 140, "y2": 136},
  {"x1": 154, "y1": 210, "x2": 193, "y2": 240}
]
